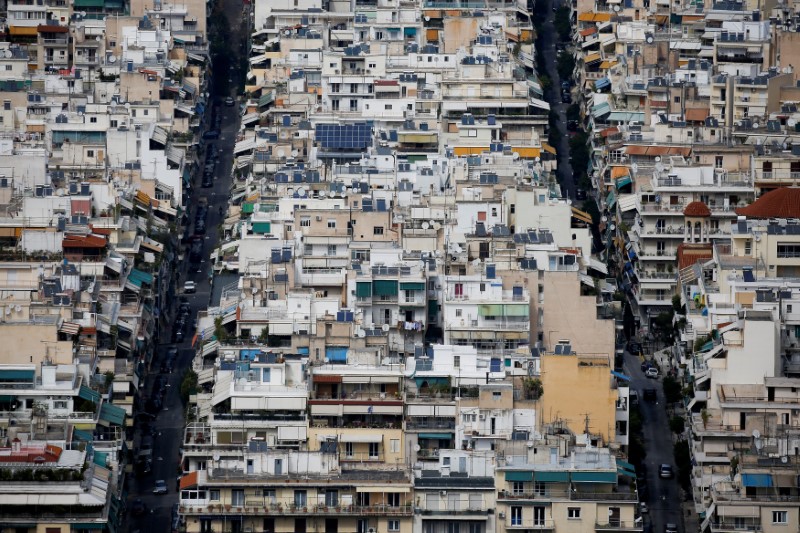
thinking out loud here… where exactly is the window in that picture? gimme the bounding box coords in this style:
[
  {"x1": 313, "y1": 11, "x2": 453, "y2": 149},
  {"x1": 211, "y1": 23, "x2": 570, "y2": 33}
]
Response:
[
  {"x1": 715, "y1": 156, "x2": 723, "y2": 169},
  {"x1": 479, "y1": 283, "x2": 485, "y2": 292},
  {"x1": 87, "y1": 150, "x2": 94, "y2": 157},
  {"x1": 327, "y1": 244, "x2": 337, "y2": 256},
  {"x1": 294, "y1": 490, "x2": 307, "y2": 507},
  {"x1": 568, "y1": 508, "x2": 581, "y2": 519},
  {"x1": 493, "y1": 391, "x2": 501, "y2": 399},
  {"x1": 373, "y1": 226, "x2": 384, "y2": 235},
  {"x1": 467, "y1": 129, "x2": 477, "y2": 137},
  {"x1": 772, "y1": 511, "x2": 787, "y2": 524},
  {"x1": 368, "y1": 442, "x2": 380, "y2": 458},
  {"x1": 390, "y1": 439, "x2": 400, "y2": 453},
  {"x1": 262, "y1": 368, "x2": 271, "y2": 382},
  {"x1": 345, "y1": 442, "x2": 354, "y2": 458},
  {"x1": 210, "y1": 490, "x2": 220, "y2": 500},
  {"x1": 384, "y1": 104, "x2": 393, "y2": 110},
  {"x1": 388, "y1": 520, "x2": 400, "y2": 532},
  {"x1": 510, "y1": 204, "x2": 515, "y2": 214},
  {"x1": 388, "y1": 493, "x2": 401, "y2": 507},
  {"x1": 674, "y1": 96, "x2": 681, "y2": 103},
  {"x1": 90, "y1": 116, "x2": 97, "y2": 123},
  {"x1": 744, "y1": 239, "x2": 752, "y2": 255},
  {"x1": 455, "y1": 309, "x2": 462, "y2": 317},
  {"x1": 53, "y1": 400, "x2": 67, "y2": 409},
  {"x1": 4, "y1": 65, "x2": 11, "y2": 71},
  {"x1": 231, "y1": 489, "x2": 245, "y2": 506},
  {"x1": 512, "y1": 481, "x2": 525, "y2": 495},
  {"x1": 352, "y1": 249, "x2": 370, "y2": 261},
  {"x1": 511, "y1": 506, "x2": 523, "y2": 526},
  {"x1": 454, "y1": 355, "x2": 460, "y2": 368},
  {"x1": 300, "y1": 216, "x2": 310, "y2": 227},
  {"x1": 263, "y1": 489, "x2": 276, "y2": 502},
  {"x1": 443, "y1": 457, "x2": 451, "y2": 466},
  {"x1": 327, "y1": 219, "x2": 336, "y2": 228}
]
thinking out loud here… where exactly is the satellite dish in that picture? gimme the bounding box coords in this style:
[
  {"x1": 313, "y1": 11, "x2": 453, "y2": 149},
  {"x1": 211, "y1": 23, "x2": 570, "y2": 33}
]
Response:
[
  {"x1": 319, "y1": 190, "x2": 326, "y2": 198},
  {"x1": 752, "y1": 122, "x2": 760, "y2": 129},
  {"x1": 421, "y1": 221, "x2": 430, "y2": 230},
  {"x1": 424, "y1": 16, "x2": 430, "y2": 21},
  {"x1": 631, "y1": 162, "x2": 639, "y2": 173},
  {"x1": 433, "y1": 222, "x2": 441, "y2": 230},
  {"x1": 415, "y1": 445, "x2": 421, "y2": 451},
  {"x1": 4, "y1": 308, "x2": 10, "y2": 315},
  {"x1": 14, "y1": 305, "x2": 21, "y2": 313},
  {"x1": 284, "y1": 30, "x2": 291, "y2": 36},
  {"x1": 213, "y1": 453, "x2": 221, "y2": 461},
  {"x1": 381, "y1": 323, "x2": 390, "y2": 332},
  {"x1": 654, "y1": 156, "x2": 661, "y2": 162},
  {"x1": 781, "y1": 455, "x2": 788, "y2": 463},
  {"x1": 291, "y1": 149, "x2": 299, "y2": 157},
  {"x1": 752, "y1": 429, "x2": 761, "y2": 439},
  {"x1": 646, "y1": 35, "x2": 654, "y2": 44},
  {"x1": 276, "y1": 148, "x2": 285, "y2": 158},
  {"x1": 512, "y1": 152, "x2": 520, "y2": 160},
  {"x1": 613, "y1": 4, "x2": 620, "y2": 11},
  {"x1": 108, "y1": 56, "x2": 117, "y2": 64}
]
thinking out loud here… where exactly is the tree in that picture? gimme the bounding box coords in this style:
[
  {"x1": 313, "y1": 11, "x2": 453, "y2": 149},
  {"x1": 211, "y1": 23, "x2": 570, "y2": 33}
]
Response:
[
  {"x1": 662, "y1": 376, "x2": 683, "y2": 404},
  {"x1": 669, "y1": 416, "x2": 685, "y2": 434},
  {"x1": 523, "y1": 378, "x2": 544, "y2": 400},
  {"x1": 539, "y1": 74, "x2": 552, "y2": 92},
  {"x1": 180, "y1": 370, "x2": 198, "y2": 404},
  {"x1": 566, "y1": 104, "x2": 581, "y2": 123},
  {"x1": 554, "y1": 6, "x2": 572, "y2": 42},
  {"x1": 557, "y1": 52, "x2": 576, "y2": 81},
  {"x1": 673, "y1": 439, "x2": 692, "y2": 491}
]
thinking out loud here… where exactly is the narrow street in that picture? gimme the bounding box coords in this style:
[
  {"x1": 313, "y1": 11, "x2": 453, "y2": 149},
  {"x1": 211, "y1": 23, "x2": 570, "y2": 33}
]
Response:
[
  {"x1": 623, "y1": 351, "x2": 684, "y2": 533},
  {"x1": 538, "y1": 0, "x2": 576, "y2": 199},
  {"x1": 124, "y1": 0, "x2": 247, "y2": 530}
]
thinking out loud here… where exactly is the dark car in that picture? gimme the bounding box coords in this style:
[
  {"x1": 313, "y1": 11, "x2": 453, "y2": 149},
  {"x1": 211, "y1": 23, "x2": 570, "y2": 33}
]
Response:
[
  {"x1": 567, "y1": 120, "x2": 579, "y2": 131},
  {"x1": 641, "y1": 360, "x2": 653, "y2": 372},
  {"x1": 189, "y1": 239, "x2": 204, "y2": 263},
  {"x1": 561, "y1": 92, "x2": 571, "y2": 104},
  {"x1": 132, "y1": 499, "x2": 146, "y2": 515},
  {"x1": 201, "y1": 176, "x2": 213, "y2": 188},
  {"x1": 194, "y1": 221, "x2": 206, "y2": 234},
  {"x1": 575, "y1": 188, "x2": 587, "y2": 201},
  {"x1": 202, "y1": 130, "x2": 220, "y2": 140},
  {"x1": 643, "y1": 388, "x2": 657, "y2": 402},
  {"x1": 627, "y1": 341, "x2": 643, "y2": 354}
]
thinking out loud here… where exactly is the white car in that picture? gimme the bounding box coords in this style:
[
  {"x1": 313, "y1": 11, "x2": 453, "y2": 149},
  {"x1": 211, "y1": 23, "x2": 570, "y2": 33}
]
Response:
[
  {"x1": 645, "y1": 367, "x2": 659, "y2": 379},
  {"x1": 183, "y1": 281, "x2": 196, "y2": 294},
  {"x1": 153, "y1": 479, "x2": 168, "y2": 494}
]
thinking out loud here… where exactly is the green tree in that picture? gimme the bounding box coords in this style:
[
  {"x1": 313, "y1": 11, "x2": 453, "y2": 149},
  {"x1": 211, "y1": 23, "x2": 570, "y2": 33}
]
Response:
[
  {"x1": 662, "y1": 375, "x2": 683, "y2": 404},
  {"x1": 566, "y1": 104, "x2": 581, "y2": 123},
  {"x1": 180, "y1": 369, "x2": 198, "y2": 404},
  {"x1": 669, "y1": 415, "x2": 685, "y2": 434},
  {"x1": 673, "y1": 439, "x2": 692, "y2": 491},
  {"x1": 557, "y1": 52, "x2": 576, "y2": 81},
  {"x1": 554, "y1": 6, "x2": 572, "y2": 41}
]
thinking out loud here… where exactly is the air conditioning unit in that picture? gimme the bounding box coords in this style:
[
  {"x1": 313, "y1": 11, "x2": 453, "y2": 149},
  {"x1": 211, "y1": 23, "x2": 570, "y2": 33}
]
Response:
[
  {"x1": 316, "y1": 216, "x2": 322, "y2": 221},
  {"x1": 498, "y1": 512, "x2": 506, "y2": 519}
]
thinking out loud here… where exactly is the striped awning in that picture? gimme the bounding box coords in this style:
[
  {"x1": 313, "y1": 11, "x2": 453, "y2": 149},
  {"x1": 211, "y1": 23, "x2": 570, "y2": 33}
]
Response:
[{"x1": 59, "y1": 321, "x2": 81, "y2": 335}]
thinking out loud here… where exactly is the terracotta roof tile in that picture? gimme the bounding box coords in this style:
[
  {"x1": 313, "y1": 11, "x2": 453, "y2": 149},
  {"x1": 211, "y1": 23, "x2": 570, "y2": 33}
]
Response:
[
  {"x1": 677, "y1": 243, "x2": 713, "y2": 271},
  {"x1": 735, "y1": 188, "x2": 800, "y2": 219},
  {"x1": 684, "y1": 201, "x2": 711, "y2": 217}
]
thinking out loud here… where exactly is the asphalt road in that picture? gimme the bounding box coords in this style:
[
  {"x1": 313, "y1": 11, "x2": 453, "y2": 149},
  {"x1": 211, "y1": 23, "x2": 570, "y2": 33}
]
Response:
[
  {"x1": 623, "y1": 351, "x2": 684, "y2": 533},
  {"x1": 539, "y1": 0, "x2": 576, "y2": 199},
  {"x1": 125, "y1": 0, "x2": 245, "y2": 528}
]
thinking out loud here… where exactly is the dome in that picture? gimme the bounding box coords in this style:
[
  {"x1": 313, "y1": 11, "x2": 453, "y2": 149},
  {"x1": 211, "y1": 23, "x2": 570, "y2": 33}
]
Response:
[{"x1": 684, "y1": 201, "x2": 711, "y2": 217}]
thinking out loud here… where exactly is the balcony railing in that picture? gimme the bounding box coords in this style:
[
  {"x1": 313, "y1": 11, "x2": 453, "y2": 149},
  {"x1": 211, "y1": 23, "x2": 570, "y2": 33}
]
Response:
[
  {"x1": 506, "y1": 519, "x2": 555, "y2": 530},
  {"x1": 595, "y1": 521, "x2": 643, "y2": 531},
  {"x1": 180, "y1": 503, "x2": 414, "y2": 516}
]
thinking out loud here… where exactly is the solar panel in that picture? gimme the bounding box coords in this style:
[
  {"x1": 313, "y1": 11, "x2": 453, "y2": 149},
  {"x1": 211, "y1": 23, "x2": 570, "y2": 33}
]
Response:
[
  {"x1": 742, "y1": 269, "x2": 755, "y2": 282},
  {"x1": 737, "y1": 220, "x2": 748, "y2": 233},
  {"x1": 315, "y1": 123, "x2": 372, "y2": 149}
]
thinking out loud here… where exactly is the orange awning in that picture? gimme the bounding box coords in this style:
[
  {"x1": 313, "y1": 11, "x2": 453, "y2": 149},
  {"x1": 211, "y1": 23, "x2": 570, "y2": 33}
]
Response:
[
  {"x1": 611, "y1": 166, "x2": 629, "y2": 179},
  {"x1": 453, "y1": 146, "x2": 488, "y2": 156},
  {"x1": 180, "y1": 471, "x2": 199, "y2": 490},
  {"x1": 511, "y1": 147, "x2": 542, "y2": 159},
  {"x1": 9, "y1": 26, "x2": 39, "y2": 36},
  {"x1": 599, "y1": 60, "x2": 618, "y2": 69},
  {"x1": 585, "y1": 53, "x2": 602, "y2": 64},
  {"x1": 685, "y1": 108, "x2": 710, "y2": 122},
  {"x1": 580, "y1": 27, "x2": 598, "y2": 37},
  {"x1": 578, "y1": 12, "x2": 612, "y2": 22},
  {"x1": 542, "y1": 143, "x2": 557, "y2": 155}
]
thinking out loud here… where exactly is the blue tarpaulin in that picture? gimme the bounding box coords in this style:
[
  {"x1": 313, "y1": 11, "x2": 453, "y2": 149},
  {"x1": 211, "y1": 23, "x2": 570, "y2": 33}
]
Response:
[
  {"x1": 594, "y1": 77, "x2": 610, "y2": 90},
  {"x1": 325, "y1": 347, "x2": 347, "y2": 363},
  {"x1": 741, "y1": 473, "x2": 772, "y2": 487},
  {"x1": 128, "y1": 269, "x2": 153, "y2": 287},
  {"x1": 611, "y1": 371, "x2": 631, "y2": 381}
]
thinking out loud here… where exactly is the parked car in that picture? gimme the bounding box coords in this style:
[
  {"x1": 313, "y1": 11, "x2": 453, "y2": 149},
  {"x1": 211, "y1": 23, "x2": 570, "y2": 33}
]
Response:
[
  {"x1": 645, "y1": 367, "x2": 659, "y2": 379},
  {"x1": 640, "y1": 360, "x2": 653, "y2": 372},
  {"x1": 202, "y1": 130, "x2": 220, "y2": 140},
  {"x1": 643, "y1": 388, "x2": 657, "y2": 402},
  {"x1": 153, "y1": 479, "x2": 168, "y2": 494},
  {"x1": 665, "y1": 523, "x2": 678, "y2": 533},
  {"x1": 224, "y1": 96, "x2": 235, "y2": 106},
  {"x1": 659, "y1": 464, "x2": 674, "y2": 479},
  {"x1": 132, "y1": 499, "x2": 146, "y2": 515},
  {"x1": 184, "y1": 281, "x2": 196, "y2": 293},
  {"x1": 575, "y1": 188, "x2": 587, "y2": 201},
  {"x1": 639, "y1": 502, "x2": 649, "y2": 514}
]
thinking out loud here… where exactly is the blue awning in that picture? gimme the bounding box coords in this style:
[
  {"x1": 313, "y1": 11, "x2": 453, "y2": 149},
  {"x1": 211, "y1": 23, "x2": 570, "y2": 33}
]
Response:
[
  {"x1": 128, "y1": 268, "x2": 153, "y2": 287},
  {"x1": 628, "y1": 249, "x2": 637, "y2": 260},
  {"x1": 699, "y1": 341, "x2": 714, "y2": 353},
  {"x1": 594, "y1": 77, "x2": 610, "y2": 90},
  {"x1": 73, "y1": 429, "x2": 94, "y2": 442},
  {"x1": 741, "y1": 473, "x2": 772, "y2": 487},
  {"x1": 606, "y1": 191, "x2": 616, "y2": 209},
  {"x1": 404, "y1": 27, "x2": 417, "y2": 36},
  {"x1": 93, "y1": 451, "x2": 109, "y2": 467},
  {"x1": 325, "y1": 346, "x2": 348, "y2": 363},
  {"x1": 611, "y1": 371, "x2": 631, "y2": 381}
]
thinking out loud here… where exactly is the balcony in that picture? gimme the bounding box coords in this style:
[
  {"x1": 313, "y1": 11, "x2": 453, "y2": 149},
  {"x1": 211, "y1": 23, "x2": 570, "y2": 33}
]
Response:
[
  {"x1": 406, "y1": 419, "x2": 456, "y2": 430},
  {"x1": 596, "y1": 521, "x2": 643, "y2": 532},
  {"x1": 180, "y1": 503, "x2": 414, "y2": 516},
  {"x1": 710, "y1": 522, "x2": 762, "y2": 533},
  {"x1": 447, "y1": 319, "x2": 529, "y2": 330},
  {"x1": 297, "y1": 268, "x2": 346, "y2": 286},
  {"x1": 506, "y1": 520, "x2": 555, "y2": 530}
]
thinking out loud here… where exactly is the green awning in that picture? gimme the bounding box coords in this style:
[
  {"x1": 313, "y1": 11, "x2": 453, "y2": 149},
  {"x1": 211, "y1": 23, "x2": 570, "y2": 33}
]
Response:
[
  {"x1": 74, "y1": 0, "x2": 105, "y2": 6},
  {"x1": 479, "y1": 304, "x2": 503, "y2": 317},
  {"x1": 615, "y1": 176, "x2": 632, "y2": 189},
  {"x1": 616, "y1": 460, "x2": 636, "y2": 474},
  {"x1": 73, "y1": 429, "x2": 94, "y2": 442},
  {"x1": 505, "y1": 471, "x2": 533, "y2": 482},
  {"x1": 405, "y1": 155, "x2": 429, "y2": 163},
  {"x1": 418, "y1": 433, "x2": 453, "y2": 440},
  {"x1": 534, "y1": 471, "x2": 569, "y2": 482},
  {"x1": 356, "y1": 282, "x2": 372, "y2": 298},
  {"x1": 400, "y1": 282, "x2": 425, "y2": 291},
  {"x1": 0, "y1": 395, "x2": 16, "y2": 402},
  {"x1": 99, "y1": 403, "x2": 126, "y2": 426},
  {"x1": 373, "y1": 280, "x2": 398, "y2": 296},
  {"x1": 258, "y1": 92, "x2": 274, "y2": 108},
  {"x1": 79, "y1": 385, "x2": 101, "y2": 403},
  {"x1": 252, "y1": 222, "x2": 271, "y2": 234},
  {"x1": 503, "y1": 304, "x2": 529, "y2": 317},
  {"x1": 129, "y1": 268, "x2": 153, "y2": 286},
  {"x1": 104, "y1": 0, "x2": 123, "y2": 7},
  {"x1": 72, "y1": 524, "x2": 106, "y2": 530},
  {"x1": 0, "y1": 369, "x2": 35, "y2": 381},
  {"x1": 93, "y1": 451, "x2": 109, "y2": 467},
  {"x1": 404, "y1": 28, "x2": 417, "y2": 36},
  {"x1": 241, "y1": 203, "x2": 255, "y2": 214},
  {"x1": 606, "y1": 191, "x2": 616, "y2": 209},
  {"x1": 571, "y1": 471, "x2": 617, "y2": 483},
  {"x1": 617, "y1": 467, "x2": 636, "y2": 478}
]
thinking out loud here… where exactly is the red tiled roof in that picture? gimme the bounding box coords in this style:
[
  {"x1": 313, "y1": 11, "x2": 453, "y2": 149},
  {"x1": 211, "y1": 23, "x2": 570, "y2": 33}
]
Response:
[
  {"x1": 684, "y1": 201, "x2": 711, "y2": 217},
  {"x1": 62, "y1": 234, "x2": 107, "y2": 249},
  {"x1": 735, "y1": 188, "x2": 800, "y2": 219},
  {"x1": 677, "y1": 243, "x2": 713, "y2": 271}
]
